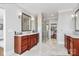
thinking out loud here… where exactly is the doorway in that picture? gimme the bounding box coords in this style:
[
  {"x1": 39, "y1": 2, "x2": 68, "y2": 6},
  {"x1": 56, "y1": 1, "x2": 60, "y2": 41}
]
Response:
[{"x1": 50, "y1": 23, "x2": 57, "y2": 45}]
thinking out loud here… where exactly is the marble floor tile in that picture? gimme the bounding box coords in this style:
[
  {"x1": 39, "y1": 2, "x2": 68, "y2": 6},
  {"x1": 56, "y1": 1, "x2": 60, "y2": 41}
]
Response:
[{"x1": 8, "y1": 39, "x2": 70, "y2": 56}]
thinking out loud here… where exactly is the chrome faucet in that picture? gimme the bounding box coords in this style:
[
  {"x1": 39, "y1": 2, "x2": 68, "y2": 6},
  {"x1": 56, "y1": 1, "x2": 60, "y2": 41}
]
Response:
[{"x1": 14, "y1": 31, "x2": 22, "y2": 35}]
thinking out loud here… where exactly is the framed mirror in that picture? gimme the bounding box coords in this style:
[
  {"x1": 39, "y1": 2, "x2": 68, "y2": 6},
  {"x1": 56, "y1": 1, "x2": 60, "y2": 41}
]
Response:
[
  {"x1": 75, "y1": 9, "x2": 79, "y2": 31},
  {"x1": 51, "y1": 23, "x2": 57, "y2": 31},
  {"x1": 21, "y1": 12, "x2": 31, "y2": 31},
  {"x1": 0, "y1": 24, "x2": 3, "y2": 30}
]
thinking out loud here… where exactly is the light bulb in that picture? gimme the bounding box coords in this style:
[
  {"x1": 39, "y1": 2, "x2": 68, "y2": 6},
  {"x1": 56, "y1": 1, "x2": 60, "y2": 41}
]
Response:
[
  {"x1": 31, "y1": 17, "x2": 34, "y2": 21},
  {"x1": 71, "y1": 14, "x2": 74, "y2": 17},
  {"x1": 75, "y1": 14, "x2": 78, "y2": 17}
]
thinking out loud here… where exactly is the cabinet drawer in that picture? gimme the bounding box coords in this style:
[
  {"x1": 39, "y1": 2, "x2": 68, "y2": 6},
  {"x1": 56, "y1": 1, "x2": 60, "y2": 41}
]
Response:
[
  {"x1": 21, "y1": 45, "x2": 28, "y2": 52},
  {"x1": 22, "y1": 36, "x2": 28, "y2": 40},
  {"x1": 73, "y1": 39, "x2": 79, "y2": 49},
  {"x1": 73, "y1": 49, "x2": 79, "y2": 56},
  {"x1": 22, "y1": 36, "x2": 29, "y2": 39},
  {"x1": 21, "y1": 41, "x2": 27, "y2": 46},
  {"x1": 21, "y1": 42, "x2": 28, "y2": 47},
  {"x1": 14, "y1": 34, "x2": 39, "y2": 54},
  {"x1": 21, "y1": 39, "x2": 29, "y2": 44},
  {"x1": 21, "y1": 39, "x2": 28, "y2": 42},
  {"x1": 70, "y1": 49, "x2": 79, "y2": 56}
]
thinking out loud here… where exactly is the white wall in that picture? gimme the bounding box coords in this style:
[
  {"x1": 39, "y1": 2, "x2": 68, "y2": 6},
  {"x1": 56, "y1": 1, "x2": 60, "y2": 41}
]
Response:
[
  {"x1": 0, "y1": 19, "x2": 3, "y2": 24},
  {"x1": 31, "y1": 17, "x2": 36, "y2": 32},
  {"x1": 0, "y1": 18, "x2": 3, "y2": 39},
  {"x1": 0, "y1": 8, "x2": 4, "y2": 40},
  {"x1": 0, "y1": 4, "x2": 35, "y2": 55},
  {"x1": 42, "y1": 19, "x2": 48, "y2": 42},
  {"x1": 0, "y1": 4, "x2": 21, "y2": 55},
  {"x1": 37, "y1": 13, "x2": 42, "y2": 44},
  {"x1": 57, "y1": 10, "x2": 75, "y2": 44},
  {"x1": 0, "y1": 30, "x2": 3, "y2": 39}
]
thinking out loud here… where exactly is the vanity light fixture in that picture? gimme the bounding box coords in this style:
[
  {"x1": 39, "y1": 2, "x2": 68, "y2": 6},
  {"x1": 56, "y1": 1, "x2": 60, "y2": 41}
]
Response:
[
  {"x1": 75, "y1": 14, "x2": 78, "y2": 17},
  {"x1": 19, "y1": 12, "x2": 22, "y2": 15},
  {"x1": 71, "y1": 14, "x2": 78, "y2": 18},
  {"x1": 31, "y1": 17, "x2": 34, "y2": 21},
  {"x1": 71, "y1": 14, "x2": 75, "y2": 18},
  {"x1": 18, "y1": 12, "x2": 22, "y2": 19}
]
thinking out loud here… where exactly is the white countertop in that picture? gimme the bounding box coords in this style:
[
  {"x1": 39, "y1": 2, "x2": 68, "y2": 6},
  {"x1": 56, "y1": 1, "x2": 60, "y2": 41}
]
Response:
[
  {"x1": 65, "y1": 33, "x2": 79, "y2": 38},
  {"x1": 15, "y1": 32, "x2": 39, "y2": 36}
]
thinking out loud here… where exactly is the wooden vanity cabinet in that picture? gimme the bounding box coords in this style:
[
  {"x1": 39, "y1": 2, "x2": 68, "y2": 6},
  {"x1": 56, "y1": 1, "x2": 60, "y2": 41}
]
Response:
[
  {"x1": 14, "y1": 35, "x2": 29, "y2": 54},
  {"x1": 64, "y1": 35, "x2": 68, "y2": 48},
  {"x1": 14, "y1": 33, "x2": 39, "y2": 54},
  {"x1": 64, "y1": 35, "x2": 71, "y2": 54},
  {"x1": 29, "y1": 34, "x2": 39, "y2": 49},
  {"x1": 64, "y1": 35, "x2": 67, "y2": 48},
  {"x1": 21, "y1": 36, "x2": 30, "y2": 52},
  {"x1": 70, "y1": 38, "x2": 79, "y2": 56},
  {"x1": 65, "y1": 35, "x2": 79, "y2": 56},
  {"x1": 30, "y1": 35, "x2": 35, "y2": 48}
]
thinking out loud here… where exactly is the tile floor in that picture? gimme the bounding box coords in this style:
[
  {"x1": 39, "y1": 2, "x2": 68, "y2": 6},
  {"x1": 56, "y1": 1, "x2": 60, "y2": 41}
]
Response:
[{"x1": 8, "y1": 39, "x2": 70, "y2": 56}]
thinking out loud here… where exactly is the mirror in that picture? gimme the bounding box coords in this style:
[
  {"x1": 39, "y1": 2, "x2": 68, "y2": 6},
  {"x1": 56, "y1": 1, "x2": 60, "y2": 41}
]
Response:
[
  {"x1": 75, "y1": 9, "x2": 79, "y2": 31},
  {"x1": 21, "y1": 13, "x2": 31, "y2": 31},
  {"x1": 51, "y1": 24, "x2": 57, "y2": 31},
  {"x1": 0, "y1": 24, "x2": 3, "y2": 30}
]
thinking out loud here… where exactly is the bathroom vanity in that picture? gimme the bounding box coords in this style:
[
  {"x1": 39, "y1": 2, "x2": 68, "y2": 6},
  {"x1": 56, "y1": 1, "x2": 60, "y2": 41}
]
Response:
[
  {"x1": 65, "y1": 34, "x2": 79, "y2": 56},
  {"x1": 14, "y1": 33, "x2": 39, "y2": 54},
  {"x1": 64, "y1": 8, "x2": 79, "y2": 56}
]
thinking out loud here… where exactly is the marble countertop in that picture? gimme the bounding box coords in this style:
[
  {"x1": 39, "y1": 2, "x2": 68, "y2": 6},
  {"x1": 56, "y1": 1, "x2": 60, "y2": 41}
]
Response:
[
  {"x1": 15, "y1": 32, "x2": 39, "y2": 36},
  {"x1": 65, "y1": 33, "x2": 79, "y2": 38}
]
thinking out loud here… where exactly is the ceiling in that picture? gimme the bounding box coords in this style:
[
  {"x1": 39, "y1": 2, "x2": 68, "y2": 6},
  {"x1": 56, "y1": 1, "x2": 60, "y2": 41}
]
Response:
[{"x1": 17, "y1": 3, "x2": 78, "y2": 15}]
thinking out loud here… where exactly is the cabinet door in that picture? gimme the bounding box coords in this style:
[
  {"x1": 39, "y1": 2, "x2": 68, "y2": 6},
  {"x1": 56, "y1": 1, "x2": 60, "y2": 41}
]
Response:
[
  {"x1": 30, "y1": 35, "x2": 36, "y2": 47},
  {"x1": 30, "y1": 35, "x2": 34, "y2": 47},
  {"x1": 73, "y1": 39, "x2": 79, "y2": 49},
  {"x1": 73, "y1": 49, "x2": 79, "y2": 56},
  {"x1": 34, "y1": 34, "x2": 39, "y2": 44},
  {"x1": 67, "y1": 36, "x2": 71, "y2": 49},
  {"x1": 21, "y1": 36, "x2": 29, "y2": 53},
  {"x1": 21, "y1": 44, "x2": 28, "y2": 53},
  {"x1": 33, "y1": 34, "x2": 36, "y2": 45},
  {"x1": 36, "y1": 34, "x2": 39, "y2": 44},
  {"x1": 71, "y1": 39, "x2": 79, "y2": 56},
  {"x1": 64, "y1": 35, "x2": 67, "y2": 48},
  {"x1": 14, "y1": 36, "x2": 21, "y2": 54},
  {"x1": 27, "y1": 36, "x2": 30, "y2": 50},
  {"x1": 21, "y1": 36, "x2": 29, "y2": 45}
]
